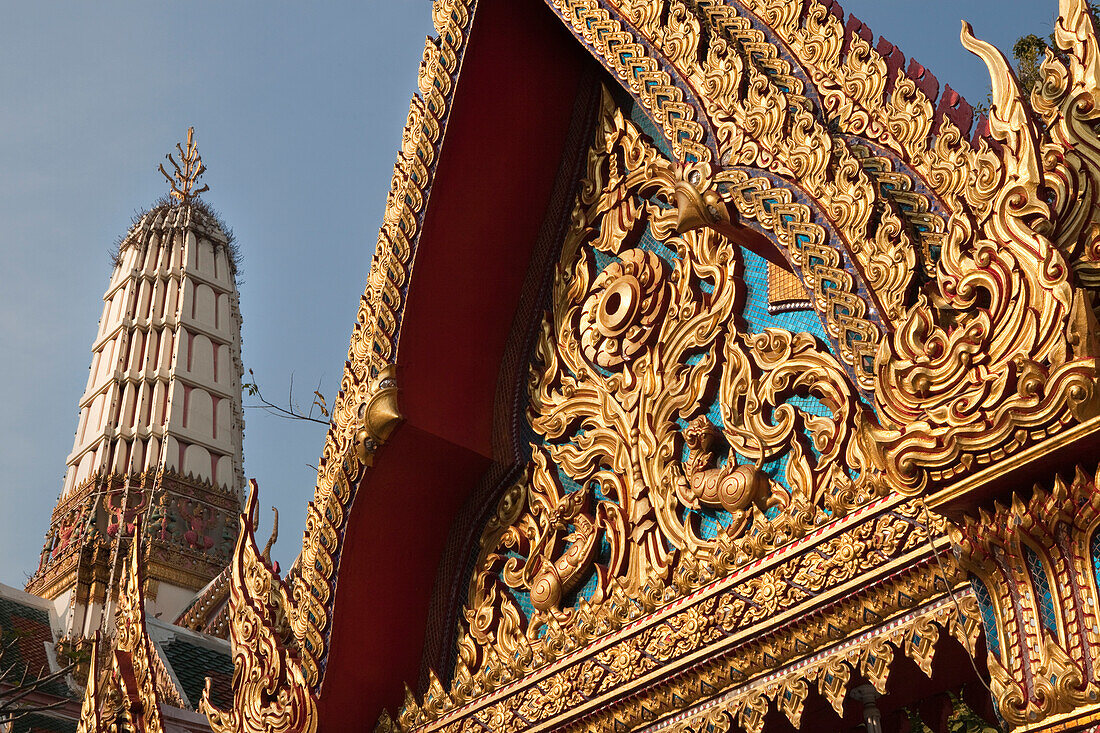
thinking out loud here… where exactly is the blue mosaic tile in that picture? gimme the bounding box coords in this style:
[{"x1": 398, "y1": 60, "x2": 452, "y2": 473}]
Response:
[
  {"x1": 1091, "y1": 528, "x2": 1100, "y2": 598},
  {"x1": 971, "y1": 575, "x2": 1001, "y2": 659},
  {"x1": 1024, "y1": 547, "x2": 1058, "y2": 636}
]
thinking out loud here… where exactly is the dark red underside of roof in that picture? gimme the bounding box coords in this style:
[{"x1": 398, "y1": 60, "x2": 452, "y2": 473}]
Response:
[{"x1": 317, "y1": 0, "x2": 587, "y2": 726}]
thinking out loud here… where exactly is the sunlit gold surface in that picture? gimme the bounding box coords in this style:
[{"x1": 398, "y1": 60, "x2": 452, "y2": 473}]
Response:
[
  {"x1": 201, "y1": 481, "x2": 318, "y2": 733},
  {"x1": 954, "y1": 466, "x2": 1100, "y2": 730},
  {"x1": 208, "y1": 0, "x2": 1100, "y2": 730},
  {"x1": 76, "y1": 529, "x2": 169, "y2": 733}
]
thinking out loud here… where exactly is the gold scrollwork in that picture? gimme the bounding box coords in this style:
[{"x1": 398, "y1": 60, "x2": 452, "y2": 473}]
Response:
[
  {"x1": 201, "y1": 482, "x2": 318, "y2": 733},
  {"x1": 395, "y1": 507, "x2": 974, "y2": 731},
  {"x1": 585, "y1": 0, "x2": 1100, "y2": 492},
  {"x1": 219, "y1": 1, "x2": 1100, "y2": 731},
  {"x1": 110, "y1": 525, "x2": 166, "y2": 733},
  {"x1": 662, "y1": 596, "x2": 978, "y2": 733},
  {"x1": 456, "y1": 92, "x2": 879, "y2": 663}
]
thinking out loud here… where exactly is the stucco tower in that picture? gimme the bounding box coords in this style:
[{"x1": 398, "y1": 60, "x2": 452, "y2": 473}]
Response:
[{"x1": 26, "y1": 129, "x2": 245, "y2": 642}]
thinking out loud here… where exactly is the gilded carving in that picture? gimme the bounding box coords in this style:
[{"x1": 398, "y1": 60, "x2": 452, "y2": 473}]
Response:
[
  {"x1": 397, "y1": 487, "x2": 962, "y2": 729},
  {"x1": 202, "y1": 482, "x2": 318, "y2": 733},
  {"x1": 74, "y1": 633, "x2": 103, "y2": 733},
  {"x1": 284, "y1": 0, "x2": 475, "y2": 691},
  {"x1": 547, "y1": 0, "x2": 713, "y2": 163},
  {"x1": 447, "y1": 93, "x2": 882, "y2": 700},
  {"x1": 661, "y1": 596, "x2": 979, "y2": 733},
  {"x1": 108, "y1": 526, "x2": 165, "y2": 733},
  {"x1": 71, "y1": 525, "x2": 172, "y2": 733},
  {"x1": 565, "y1": 0, "x2": 1100, "y2": 492},
  {"x1": 216, "y1": 0, "x2": 1100, "y2": 731},
  {"x1": 402, "y1": 546, "x2": 977, "y2": 732},
  {"x1": 954, "y1": 464, "x2": 1100, "y2": 728}
]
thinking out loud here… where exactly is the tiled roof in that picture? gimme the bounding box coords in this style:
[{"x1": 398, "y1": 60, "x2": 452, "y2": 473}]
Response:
[
  {"x1": 174, "y1": 566, "x2": 231, "y2": 638},
  {"x1": 159, "y1": 636, "x2": 234, "y2": 710},
  {"x1": 6, "y1": 708, "x2": 78, "y2": 730},
  {"x1": 0, "y1": 595, "x2": 67, "y2": 698},
  {"x1": 8, "y1": 713, "x2": 78, "y2": 733}
]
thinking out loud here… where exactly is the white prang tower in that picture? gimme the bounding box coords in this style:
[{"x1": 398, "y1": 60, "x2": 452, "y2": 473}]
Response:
[{"x1": 27, "y1": 129, "x2": 246, "y2": 644}]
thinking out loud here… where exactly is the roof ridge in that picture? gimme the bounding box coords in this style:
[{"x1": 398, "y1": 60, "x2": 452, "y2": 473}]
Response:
[{"x1": 814, "y1": 0, "x2": 991, "y2": 147}]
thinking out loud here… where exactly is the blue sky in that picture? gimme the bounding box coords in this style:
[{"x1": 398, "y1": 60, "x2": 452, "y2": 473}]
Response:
[{"x1": 0, "y1": 0, "x2": 1059, "y2": 586}]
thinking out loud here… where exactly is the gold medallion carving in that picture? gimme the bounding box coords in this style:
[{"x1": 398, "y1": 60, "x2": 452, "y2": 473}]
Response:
[{"x1": 446, "y1": 87, "x2": 883, "y2": 713}]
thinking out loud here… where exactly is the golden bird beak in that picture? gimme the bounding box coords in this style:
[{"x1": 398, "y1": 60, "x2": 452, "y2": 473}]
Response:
[{"x1": 673, "y1": 181, "x2": 730, "y2": 233}]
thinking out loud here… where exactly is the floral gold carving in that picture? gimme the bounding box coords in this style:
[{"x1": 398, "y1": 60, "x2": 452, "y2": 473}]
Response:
[
  {"x1": 444, "y1": 92, "x2": 882, "y2": 696},
  {"x1": 217, "y1": 0, "x2": 1100, "y2": 731},
  {"x1": 579, "y1": 248, "x2": 669, "y2": 368},
  {"x1": 954, "y1": 464, "x2": 1100, "y2": 729},
  {"x1": 393, "y1": 514, "x2": 977, "y2": 731},
  {"x1": 662, "y1": 596, "x2": 979, "y2": 733},
  {"x1": 553, "y1": 0, "x2": 1100, "y2": 492}
]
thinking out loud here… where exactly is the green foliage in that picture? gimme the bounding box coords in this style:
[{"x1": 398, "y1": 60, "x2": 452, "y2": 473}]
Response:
[
  {"x1": 946, "y1": 692, "x2": 1001, "y2": 733},
  {"x1": 1011, "y1": 5, "x2": 1100, "y2": 96},
  {"x1": 899, "y1": 691, "x2": 1003, "y2": 733},
  {"x1": 1013, "y1": 33, "x2": 1050, "y2": 94}
]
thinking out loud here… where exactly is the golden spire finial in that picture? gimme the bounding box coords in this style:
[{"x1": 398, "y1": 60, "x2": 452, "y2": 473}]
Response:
[{"x1": 159, "y1": 126, "x2": 210, "y2": 202}]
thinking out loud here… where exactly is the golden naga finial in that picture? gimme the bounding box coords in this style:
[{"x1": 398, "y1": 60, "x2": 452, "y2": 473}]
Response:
[{"x1": 159, "y1": 126, "x2": 210, "y2": 202}]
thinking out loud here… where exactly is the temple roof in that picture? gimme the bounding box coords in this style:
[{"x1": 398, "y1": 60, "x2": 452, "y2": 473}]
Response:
[
  {"x1": 203, "y1": 0, "x2": 1100, "y2": 730},
  {"x1": 7, "y1": 713, "x2": 77, "y2": 733},
  {"x1": 0, "y1": 583, "x2": 67, "y2": 699},
  {"x1": 147, "y1": 617, "x2": 233, "y2": 712},
  {"x1": 173, "y1": 565, "x2": 231, "y2": 638}
]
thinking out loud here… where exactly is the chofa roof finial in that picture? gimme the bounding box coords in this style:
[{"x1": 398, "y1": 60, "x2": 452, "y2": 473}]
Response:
[{"x1": 158, "y1": 126, "x2": 210, "y2": 203}]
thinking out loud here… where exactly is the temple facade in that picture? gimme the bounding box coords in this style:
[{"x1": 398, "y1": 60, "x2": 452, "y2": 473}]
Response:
[{"x1": 50, "y1": 0, "x2": 1100, "y2": 732}]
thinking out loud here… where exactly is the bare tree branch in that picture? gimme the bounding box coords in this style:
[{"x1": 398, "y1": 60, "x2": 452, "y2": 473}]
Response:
[
  {"x1": 0, "y1": 697, "x2": 71, "y2": 724},
  {"x1": 243, "y1": 370, "x2": 330, "y2": 425},
  {"x1": 0, "y1": 631, "x2": 79, "y2": 725}
]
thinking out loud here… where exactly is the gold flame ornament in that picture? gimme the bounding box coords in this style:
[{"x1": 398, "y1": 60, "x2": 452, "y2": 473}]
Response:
[{"x1": 159, "y1": 126, "x2": 210, "y2": 202}]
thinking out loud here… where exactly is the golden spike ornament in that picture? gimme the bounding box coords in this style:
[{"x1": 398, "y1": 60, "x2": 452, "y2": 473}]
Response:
[
  {"x1": 201, "y1": 480, "x2": 318, "y2": 733},
  {"x1": 159, "y1": 126, "x2": 210, "y2": 202},
  {"x1": 106, "y1": 521, "x2": 166, "y2": 733},
  {"x1": 73, "y1": 632, "x2": 103, "y2": 733}
]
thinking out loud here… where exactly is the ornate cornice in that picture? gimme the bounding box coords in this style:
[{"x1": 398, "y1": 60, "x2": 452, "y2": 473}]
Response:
[
  {"x1": 953, "y1": 463, "x2": 1100, "y2": 729},
  {"x1": 544, "y1": 0, "x2": 716, "y2": 163},
  {"x1": 381, "y1": 501, "x2": 975, "y2": 731},
  {"x1": 28, "y1": 469, "x2": 241, "y2": 602},
  {"x1": 635, "y1": 594, "x2": 980, "y2": 733}
]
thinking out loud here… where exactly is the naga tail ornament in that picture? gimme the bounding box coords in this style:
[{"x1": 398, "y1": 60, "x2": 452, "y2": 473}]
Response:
[{"x1": 201, "y1": 480, "x2": 318, "y2": 733}]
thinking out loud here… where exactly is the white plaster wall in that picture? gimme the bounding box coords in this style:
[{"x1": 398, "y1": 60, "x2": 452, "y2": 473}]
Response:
[
  {"x1": 188, "y1": 389, "x2": 213, "y2": 440},
  {"x1": 150, "y1": 583, "x2": 201, "y2": 624}
]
